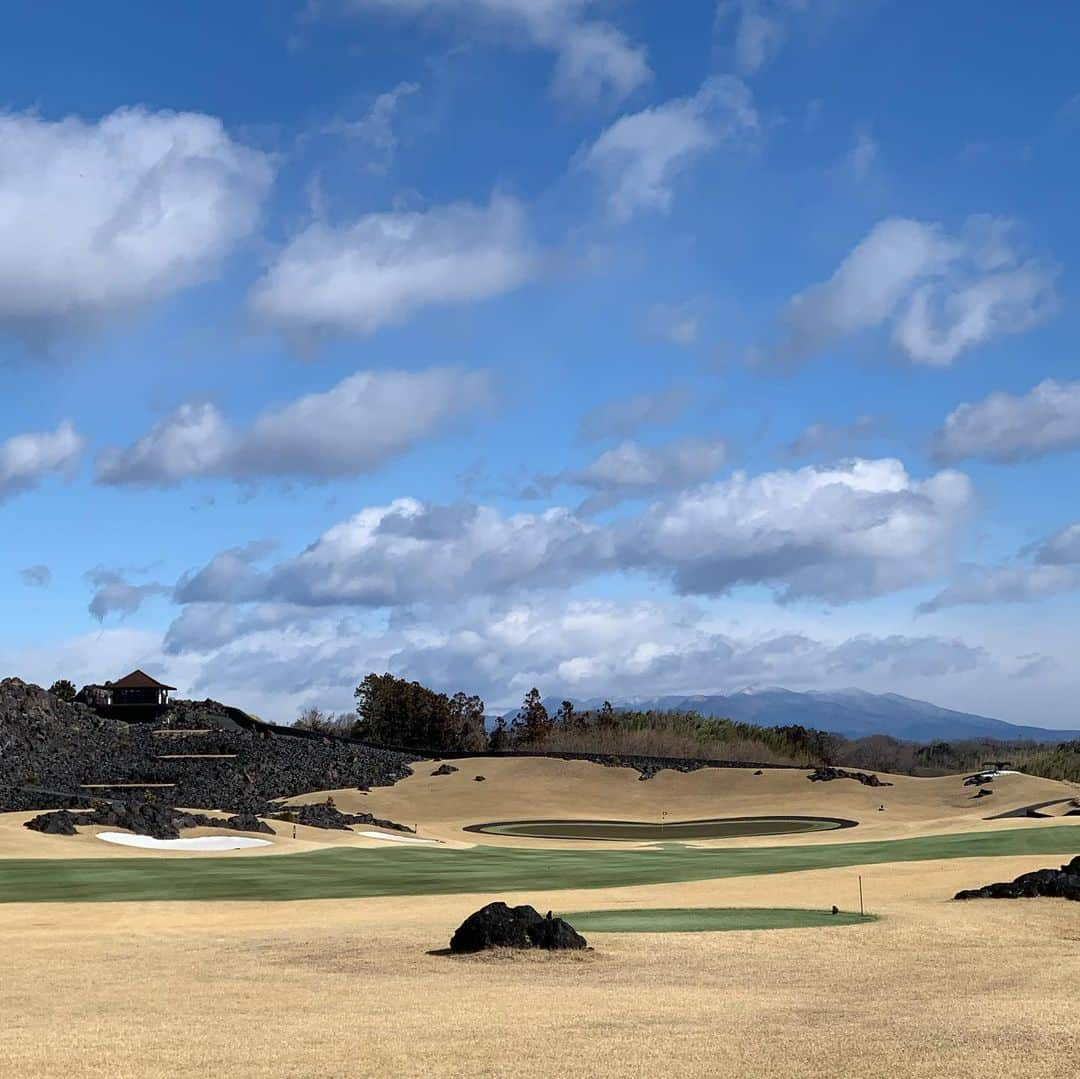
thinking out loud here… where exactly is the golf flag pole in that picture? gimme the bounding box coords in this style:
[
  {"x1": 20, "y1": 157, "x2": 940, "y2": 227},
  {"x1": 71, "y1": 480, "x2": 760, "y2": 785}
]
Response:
[{"x1": 859, "y1": 875, "x2": 864, "y2": 917}]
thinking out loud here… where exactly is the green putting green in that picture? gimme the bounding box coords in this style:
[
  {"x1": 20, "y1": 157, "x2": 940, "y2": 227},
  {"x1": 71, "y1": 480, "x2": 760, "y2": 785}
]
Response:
[
  {"x1": 0, "y1": 825, "x2": 1075, "y2": 904},
  {"x1": 561, "y1": 907, "x2": 878, "y2": 933}
]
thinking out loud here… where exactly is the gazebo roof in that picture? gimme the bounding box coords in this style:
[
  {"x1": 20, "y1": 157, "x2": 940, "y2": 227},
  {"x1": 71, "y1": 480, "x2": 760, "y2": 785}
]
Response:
[{"x1": 106, "y1": 669, "x2": 177, "y2": 691}]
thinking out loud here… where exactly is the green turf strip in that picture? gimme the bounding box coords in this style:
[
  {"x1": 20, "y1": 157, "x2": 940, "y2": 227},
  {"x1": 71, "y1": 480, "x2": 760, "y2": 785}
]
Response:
[
  {"x1": 0, "y1": 825, "x2": 1075, "y2": 903},
  {"x1": 561, "y1": 907, "x2": 878, "y2": 933}
]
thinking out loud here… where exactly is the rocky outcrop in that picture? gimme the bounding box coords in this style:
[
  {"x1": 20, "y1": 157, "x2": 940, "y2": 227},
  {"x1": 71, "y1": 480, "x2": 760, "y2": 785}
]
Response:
[
  {"x1": 954, "y1": 856, "x2": 1080, "y2": 901},
  {"x1": 0, "y1": 677, "x2": 417, "y2": 816},
  {"x1": 449, "y1": 903, "x2": 588, "y2": 953},
  {"x1": 266, "y1": 799, "x2": 412, "y2": 833},
  {"x1": 808, "y1": 767, "x2": 893, "y2": 788},
  {"x1": 431, "y1": 764, "x2": 459, "y2": 777},
  {"x1": 24, "y1": 803, "x2": 276, "y2": 840}
]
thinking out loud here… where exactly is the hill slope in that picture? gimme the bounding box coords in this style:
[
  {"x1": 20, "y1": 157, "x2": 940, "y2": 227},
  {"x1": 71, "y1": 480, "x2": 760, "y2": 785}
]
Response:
[{"x1": 523, "y1": 688, "x2": 1080, "y2": 744}]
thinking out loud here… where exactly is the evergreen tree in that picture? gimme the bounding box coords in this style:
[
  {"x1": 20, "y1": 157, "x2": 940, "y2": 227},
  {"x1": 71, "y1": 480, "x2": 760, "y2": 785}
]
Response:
[
  {"x1": 555, "y1": 699, "x2": 576, "y2": 729},
  {"x1": 512, "y1": 687, "x2": 552, "y2": 744},
  {"x1": 488, "y1": 715, "x2": 510, "y2": 752},
  {"x1": 48, "y1": 679, "x2": 76, "y2": 702},
  {"x1": 354, "y1": 672, "x2": 487, "y2": 751}
]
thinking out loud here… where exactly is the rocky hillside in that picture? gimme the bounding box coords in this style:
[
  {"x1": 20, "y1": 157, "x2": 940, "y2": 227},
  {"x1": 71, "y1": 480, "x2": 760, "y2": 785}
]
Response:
[{"x1": 0, "y1": 678, "x2": 417, "y2": 814}]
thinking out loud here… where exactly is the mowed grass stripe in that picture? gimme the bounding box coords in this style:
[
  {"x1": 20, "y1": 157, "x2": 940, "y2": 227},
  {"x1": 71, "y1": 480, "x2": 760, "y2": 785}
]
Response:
[
  {"x1": 0, "y1": 825, "x2": 1075, "y2": 903},
  {"x1": 561, "y1": 907, "x2": 878, "y2": 933}
]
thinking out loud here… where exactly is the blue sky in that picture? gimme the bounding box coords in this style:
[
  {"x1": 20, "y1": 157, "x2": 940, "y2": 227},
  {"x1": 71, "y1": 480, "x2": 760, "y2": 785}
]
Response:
[{"x1": 3, "y1": 1, "x2": 1079, "y2": 726}]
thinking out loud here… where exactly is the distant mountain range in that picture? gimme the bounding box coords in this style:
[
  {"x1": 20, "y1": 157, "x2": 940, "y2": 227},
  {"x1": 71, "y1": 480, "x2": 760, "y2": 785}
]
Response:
[{"x1": 504, "y1": 687, "x2": 1079, "y2": 744}]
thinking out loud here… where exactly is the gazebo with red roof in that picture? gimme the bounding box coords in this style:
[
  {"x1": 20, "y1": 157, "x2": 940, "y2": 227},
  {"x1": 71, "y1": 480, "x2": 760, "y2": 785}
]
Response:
[{"x1": 103, "y1": 669, "x2": 177, "y2": 707}]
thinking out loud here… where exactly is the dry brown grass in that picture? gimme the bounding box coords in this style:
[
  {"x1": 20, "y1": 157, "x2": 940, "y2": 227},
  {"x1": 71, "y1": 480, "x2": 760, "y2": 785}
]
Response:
[
  {"x1": 533, "y1": 725, "x2": 807, "y2": 765},
  {"x1": 1, "y1": 857, "x2": 1078, "y2": 1078},
  {"x1": 301, "y1": 756, "x2": 1080, "y2": 849},
  {"x1": 3, "y1": 758, "x2": 1078, "y2": 1077}
]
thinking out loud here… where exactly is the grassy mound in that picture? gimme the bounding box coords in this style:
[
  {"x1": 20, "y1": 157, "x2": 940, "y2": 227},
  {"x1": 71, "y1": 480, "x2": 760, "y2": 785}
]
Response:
[
  {"x1": 562, "y1": 907, "x2": 877, "y2": 933},
  {"x1": 1, "y1": 824, "x2": 1077, "y2": 903}
]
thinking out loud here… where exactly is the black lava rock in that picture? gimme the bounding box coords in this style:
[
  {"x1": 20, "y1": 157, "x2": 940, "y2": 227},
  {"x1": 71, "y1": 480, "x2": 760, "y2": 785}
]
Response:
[
  {"x1": 24, "y1": 803, "x2": 277, "y2": 840},
  {"x1": 973, "y1": 787, "x2": 994, "y2": 798},
  {"x1": 265, "y1": 799, "x2": 412, "y2": 833},
  {"x1": 808, "y1": 767, "x2": 893, "y2": 788},
  {"x1": 449, "y1": 902, "x2": 587, "y2": 953},
  {"x1": 474, "y1": 775, "x2": 486, "y2": 782},
  {"x1": 955, "y1": 856, "x2": 1080, "y2": 901},
  {"x1": 431, "y1": 764, "x2": 460, "y2": 777},
  {"x1": 24, "y1": 809, "x2": 80, "y2": 835},
  {"x1": 0, "y1": 676, "x2": 417, "y2": 818},
  {"x1": 223, "y1": 813, "x2": 275, "y2": 834}
]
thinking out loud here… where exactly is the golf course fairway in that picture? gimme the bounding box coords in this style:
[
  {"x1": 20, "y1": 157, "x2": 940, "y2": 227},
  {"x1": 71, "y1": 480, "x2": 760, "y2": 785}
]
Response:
[{"x1": 1, "y1": 824, "x2": 1075, "y2": 903}]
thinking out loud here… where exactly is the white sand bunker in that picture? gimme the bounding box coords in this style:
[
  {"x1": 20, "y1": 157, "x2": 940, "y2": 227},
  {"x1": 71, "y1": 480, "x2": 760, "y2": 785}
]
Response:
[
  {"x1": 357, "y1": 831, "x2": 439, "y2": 845},
  {"x1": 96, "y1": 832, "x2": 271, "y2": 851}
]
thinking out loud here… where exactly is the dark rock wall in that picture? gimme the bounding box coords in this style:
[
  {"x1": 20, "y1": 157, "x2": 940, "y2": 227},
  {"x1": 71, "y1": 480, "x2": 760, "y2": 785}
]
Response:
[{"x1": 0, "y1": 678, "x2": 417, "y2": 814}]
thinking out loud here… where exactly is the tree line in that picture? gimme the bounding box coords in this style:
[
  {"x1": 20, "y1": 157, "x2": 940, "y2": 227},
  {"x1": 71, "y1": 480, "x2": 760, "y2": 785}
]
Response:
[{"x1": 288, "y1": 671, "x2": 1080, "y2": 781}]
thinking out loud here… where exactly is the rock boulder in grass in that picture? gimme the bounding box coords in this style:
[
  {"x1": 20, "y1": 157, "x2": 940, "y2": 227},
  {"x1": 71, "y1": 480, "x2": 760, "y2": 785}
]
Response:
[
  {"x1": 807, "y1": 767, "x2": 893, "y2": 788},
  {"x1": 954, "y1": 856, "x2": 1080, "y2": 901},
  {"x1": 223, "y1": 813, "x2": 274, "y2": 834},
  {"x1": 431, "y1": 763, "x2": 459, "y2": 777},
  {"x1": 449, "y1": 902, "x2": 588, "y2": 954}
]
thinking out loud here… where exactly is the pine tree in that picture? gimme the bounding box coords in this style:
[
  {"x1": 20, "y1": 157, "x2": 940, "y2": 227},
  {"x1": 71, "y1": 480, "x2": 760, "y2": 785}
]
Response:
[
  {"x1": 512, "y1": 687, "x2": 552, "y2": 745},
  {"x1": 597, "y1": 700, "x2": 617, "y2": 730},
  {"x1": 489, "y1": 716, "x2": 509, "y2": 752},
  {"x1": 48, "y1": 679, "x2": 77, "y2": 702},
  {"x1": 555, "y1": 699, "x2": 576, "y2": 729}
]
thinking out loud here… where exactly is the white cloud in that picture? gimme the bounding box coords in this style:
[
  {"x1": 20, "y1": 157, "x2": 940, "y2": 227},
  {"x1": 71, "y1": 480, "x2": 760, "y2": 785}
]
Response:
[
  {"x1": 249, "y1": 196, "x2": 534, "y2": 340},
  {"x1": 785, "y1": 415, "x2": 879, "y2": 459},
  {"x1": 766, "y1": 216, "x2": 1058, "y2": 366},
  {"x1": 718, "y1": 1, "x2": 860, "y2": 75},
  {"x1": 934, "y1": 378, "x2": 1080, "y2": 463},
  {"x1": 160, "y1": 592, "x2": 985, "y2": 719},
  {"x1": 163, "y1": 602, "x2": 316, "y2": 655},
  {"x1": 96, "y1": 368, "x2": 492, "y2": 486},
  {"x1": 263, "y1": 499, "x2": 611, "y2": 606},
  {"x1": 918, "y1": 564, "x2": 1080, "y2": 613},
  {"x1": 174, "y1": 499, "x2": 609, "y2": 609},
  {"x1": 85, "y1": 568, "x2": 170, "y2": 623},
  {"x1": 578, "y1": 386, "x2": 689, "y2": 442},
  {"x1": 20, "y1": 564, "x2": 52, "y2": 588},
  {"x1": 329, "y1": 81, "x2": 420, "y2": 173},
  {"x1": 918, "y1": 521, "x2": 1080, "y2": 613},
  {"x1": 0, "y1": 107, "x2": 272, "y2": 337},
  {"x1": 641, "y1": 301, "x2": 703, "y2": 346},
  {"x1": 96, "y1": 403, "x2": 232, "y2": 487},
  {"x1": 343, "y1": 0, "x2": 650, "y2": 106},
  {"x1": 624, "y1": 458, "x2": 974, "y2": 603},
  {"x1": 176, "y1": 457, "x2": 972, "y2": 610},
  {"x1": 1038, "y1": 521, "x2": 1080, "y2": 565},
  {"x1": 718, "y1": 0, "x2": 819, "y2": 74},
  {"x1": 558, "y1": 438, "x2": 729, "y2": 513},
  {"x1": 173, "y1": 541, "x2": 278, "y2": 605},
  {"x1": 0, "y1": 626, "x2": 198, "y2": 702},
  {"x1": 580, "y1": 76, "x2": 757, "y2": 222},
  {"x1": 847, "y1": 128, "x2": 877, "y2": 181},
  {"x1": 0, "y1": 421, "x2": 84, "y2": 500}
]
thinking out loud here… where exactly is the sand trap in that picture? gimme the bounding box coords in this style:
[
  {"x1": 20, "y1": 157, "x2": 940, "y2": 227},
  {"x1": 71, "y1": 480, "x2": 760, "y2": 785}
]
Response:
[
  {"x1": 96, "y1": 832, "x2": 272, "y2": 851},
  {"x1": 357, "y1": 831, "x2": 440, "y2": 845}
]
